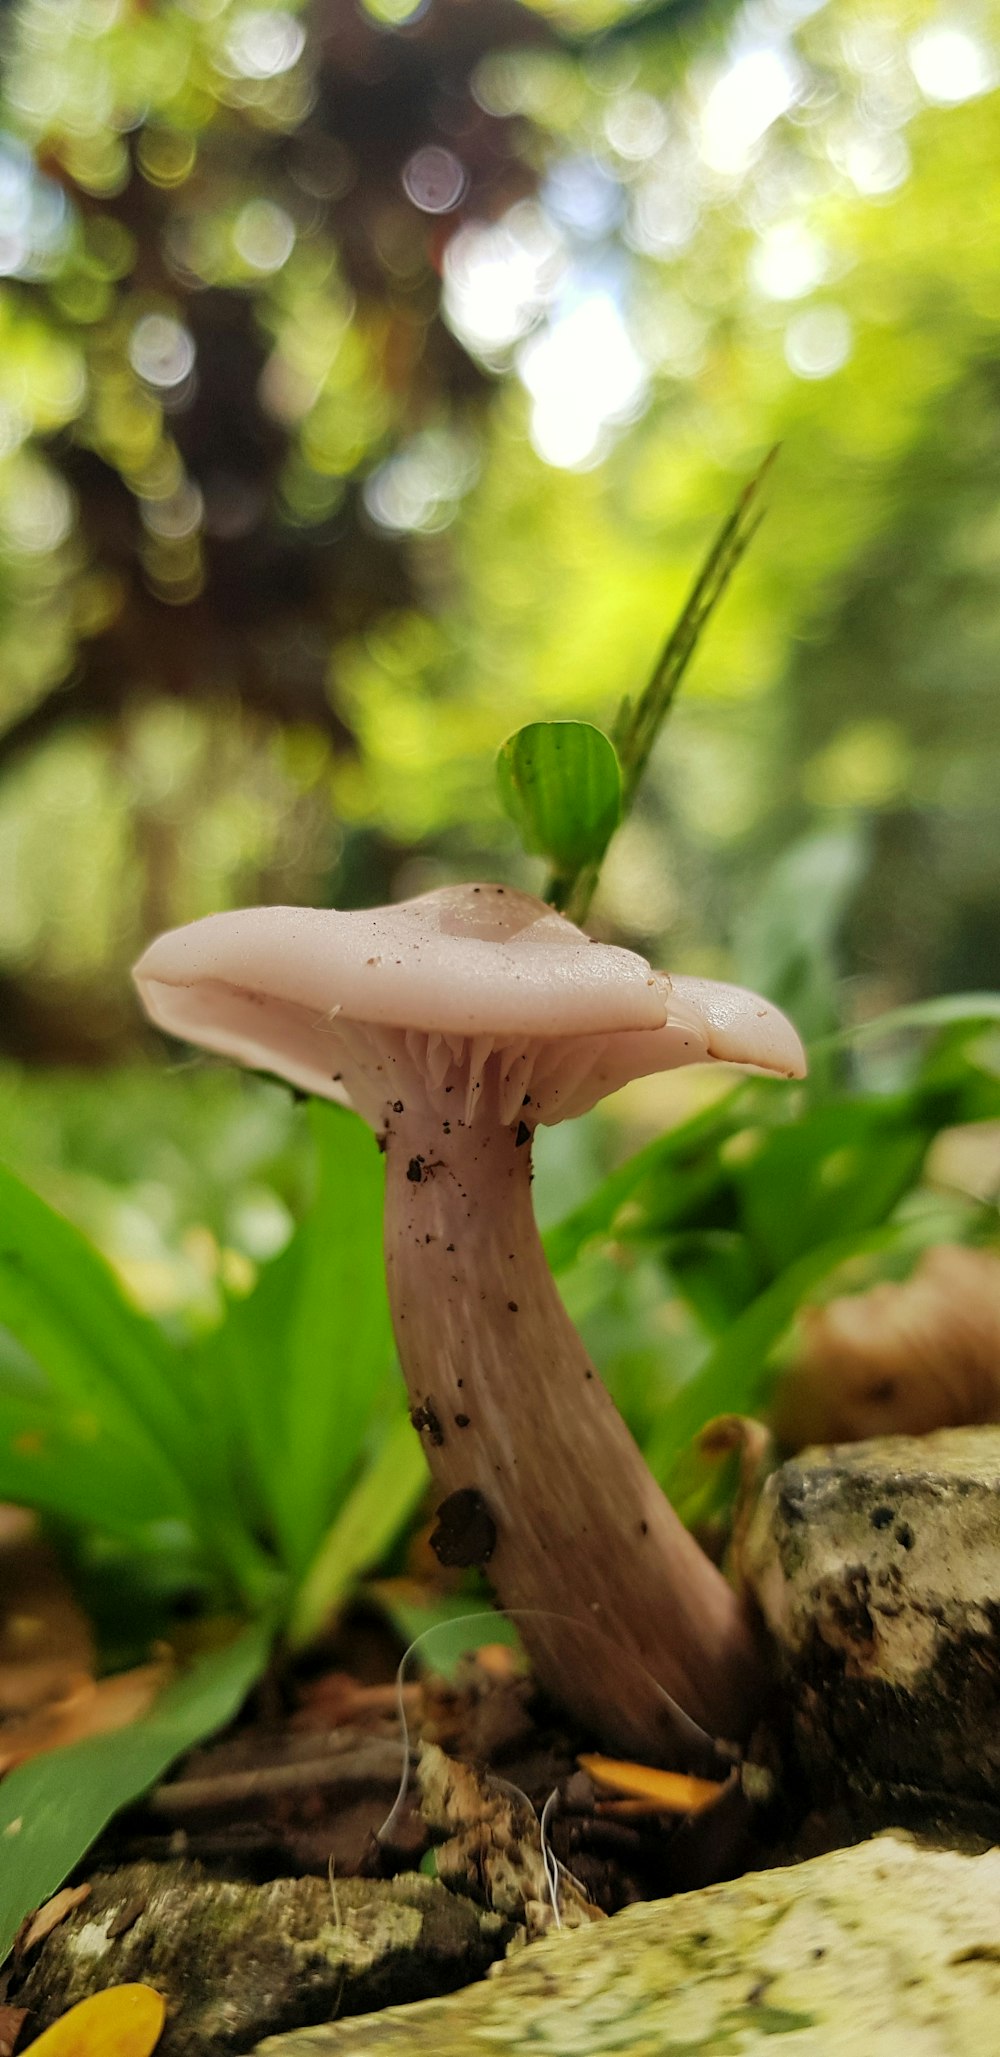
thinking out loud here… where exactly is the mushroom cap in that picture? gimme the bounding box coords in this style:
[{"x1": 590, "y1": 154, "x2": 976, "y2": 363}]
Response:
[
  {"x1": 134, "y1": 885, "x2": 668, "y2": 1042},
  {"x1": 133, "y1": 883, "x2": 805, "y2": 1119}
]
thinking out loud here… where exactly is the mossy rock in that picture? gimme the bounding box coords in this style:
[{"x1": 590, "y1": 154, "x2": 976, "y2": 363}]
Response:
[
  {"x1": 743, "y1": 1427, "x2": 1000, "y2": 1811},
  {"x1": 255, "y1": 1833, "x2": 1000, "y2": 2055},
  {"x1": 13, "y1": 1862, "x2": 510, "y2": 2055}
]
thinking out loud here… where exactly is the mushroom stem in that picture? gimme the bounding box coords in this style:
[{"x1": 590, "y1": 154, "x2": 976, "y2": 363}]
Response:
[{"x1": 384, "y1": 1117, "x2": 763, "y2": 1758}]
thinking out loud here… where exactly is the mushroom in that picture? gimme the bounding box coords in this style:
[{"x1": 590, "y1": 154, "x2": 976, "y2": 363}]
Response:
[{"x1": 134, "y1": 883, "x2": 805, "y2": 1757}]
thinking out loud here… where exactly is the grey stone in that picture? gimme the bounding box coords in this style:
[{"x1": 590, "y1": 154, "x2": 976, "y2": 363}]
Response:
[
  {"x1": 12, "y1": 1861, "x2": 510, "y2": 2055},
  {"x1": 253, "y1": 1832, "x2": 1000, "y2": 2055},
  {"x1": 741, "y1": 1426, "x2": 1000, "y2": 1808}
]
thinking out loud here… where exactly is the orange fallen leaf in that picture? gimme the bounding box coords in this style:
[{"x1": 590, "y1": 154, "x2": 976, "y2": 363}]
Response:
[
  {"x1": 578, "y1": 1753, "x2": 726, "y2": 1816},
  {"x1": 18, "y1": 1886, "x2": 91, "y2": 1955},
  {"x1": 23, "y1": 1987, "x2": 165, "y2": 2057},
  {"x1": 473, "y1": 1642, "x2": 520, "y2": 1681},
  {"x1": 593, "y1": 1798, "x2": 686, "y2": 1819}
]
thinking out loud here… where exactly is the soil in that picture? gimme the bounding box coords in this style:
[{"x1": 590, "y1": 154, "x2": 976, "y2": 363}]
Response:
[
  {"x1": 70, "y1": 1629, "x2": 752, "y2": 1910},
  {"x1": 0, "y1": 1608, "x2": 789, "y2": 2051},
  {"x1": 7, "y1": 1595, "x2": 965, "y2": 2053}
]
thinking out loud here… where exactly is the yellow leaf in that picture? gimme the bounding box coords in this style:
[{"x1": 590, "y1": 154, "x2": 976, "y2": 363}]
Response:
[
  {"x1": 26, "y1": 1985, "x2": 166, "y2": 2057},
  {"x1": 578, "y1": 1754, "x2": 726, "y2": 1816}
]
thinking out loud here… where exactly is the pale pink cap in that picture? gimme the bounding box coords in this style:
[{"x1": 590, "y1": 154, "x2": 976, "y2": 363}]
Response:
[{"x1": 133, "y1": 883, "x2": 805, "y2": 1121}]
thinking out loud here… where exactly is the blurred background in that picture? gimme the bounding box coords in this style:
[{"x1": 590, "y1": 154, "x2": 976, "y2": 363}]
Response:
[{"x1": 0, "y1": 0, "x2": 998, "y2": 1308}]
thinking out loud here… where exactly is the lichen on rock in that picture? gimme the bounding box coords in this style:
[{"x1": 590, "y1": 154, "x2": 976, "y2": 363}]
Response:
[
  {"x1": 254, "y1": 1834, "x2": 1000, "y2": 2056},
  {"x1": 12, "y1": 1861, "x2": 511, "y2": 2055},
  {"x1": 741, "y1": 1426, "x2": 1000, "y2": 1810}
]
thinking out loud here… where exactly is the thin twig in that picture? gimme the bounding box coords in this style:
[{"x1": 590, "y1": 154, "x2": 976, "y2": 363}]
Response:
[{"x1": 149, "y1": 1738, "x2": 407, "y2": 1814}]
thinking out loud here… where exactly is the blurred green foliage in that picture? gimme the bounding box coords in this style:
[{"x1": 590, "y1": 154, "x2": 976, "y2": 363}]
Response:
[
  {"x1": 0, "y1": 1096, "x2": 424, "y2": 1632},
  {"x1": 0, "y1": 0, "x2": 997, "y2": 1044}
]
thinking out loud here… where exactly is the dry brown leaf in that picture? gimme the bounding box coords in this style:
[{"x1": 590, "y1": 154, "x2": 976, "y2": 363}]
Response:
[
  {"x1": 417, "y1": 1742, "x2": 601, "y2": 1936},
  {"x1": 0, "y1": 2005, "x2": 28, "y2": 2056},
  {"x1": 578, "y1": 1753, "x2": 726, "y2": 1816},
  {"x1": 772, "y1": 1243, "x2": 1000, "y2": 1450},
  {"x1": 697, "y1": 1415, "x2": 774, "y2": 1585},
  {"x1": 0, "y1": 1661, "x2": 172, "y2": 1776},
  {"x1": 0, "y1": 1514, "x2": 95, "y2": 1718},
  {"x1": 22, "y1": 1986, "x2": 165, "y2": 2057},
  {"x1": 18, "y1": 1886, "x2": 91, "y2": 1956}
]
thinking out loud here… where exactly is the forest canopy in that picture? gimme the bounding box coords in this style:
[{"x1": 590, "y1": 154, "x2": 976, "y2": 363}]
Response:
[{"x1": 0, "y1": 0, "x2": 998, "y2": 1060}]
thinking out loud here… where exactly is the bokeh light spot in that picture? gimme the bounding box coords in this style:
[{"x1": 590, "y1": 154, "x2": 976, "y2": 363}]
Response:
[
  {"x1": 2, "y1": 466, "x2": 74, "y2": 556},
  {"x1": 222, "y1": 9, "x2": 305, "y2": 80},
  {"x1": 128, "y1": 314, "x2": 196, "y2": 389},
  {"x1": 909, "y1": 26, "x2": 996, "y2": 104},
  {"x1": 402, "y1": 145, "x2": 467, "y2": 215},
  {"x1": 141, "y1": 481, "x2": 204, "y2": 541},
  {"x1": 784, "y1": 304, "x2": 853, "y2": 379},
  {"x1": 233, "y1": 198, "x2": 296, "y2": 271},
  {"x1": 363, "y1": 427, "x2": 478, "y2": 533},
  {"x1": 700, "y1": 48, "x2": 798, "y2": 175},
  {"x1": 544, "y1": 157, "x2": 624, "y2": 239},
  {"x1": 443, "y1": 206, "x2": 565, "y2": 358},
  {"x1": 137, "y1": 129, "x2": 197, "y2": 189},
  {"x1": 361, "y1": 0, "x2": 428, "y2": 21},
  {"x1": 519, "y1": 293, "x2": 647, "y2": 469},
  {"x1": 751, "y1": 221, "x2": 827, "y2": 300}
]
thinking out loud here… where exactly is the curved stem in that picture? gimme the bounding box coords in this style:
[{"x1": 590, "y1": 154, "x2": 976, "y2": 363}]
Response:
[{"x1": 384, "y1": 1118, "x2": 764, "y2": 1758}]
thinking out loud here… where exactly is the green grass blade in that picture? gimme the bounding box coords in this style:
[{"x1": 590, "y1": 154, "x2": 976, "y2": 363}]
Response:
[
  {"x1": 813, "y1": 992, "x2": 1000, "y2": 1053},
  {"x1": 0, "y1": 1389, "x2": 192, "y2": 1536},
  {"x1": 272, "y1": 1104, "x2": 397, "y2": 1574},
  {"x1": 0, "y1": 1162, "x2": 277, "y2": 1603},
  {"x1": 543, "y1": 1078, "x2": 760, "y2": 1273},
  {"x1": 0, "y1": 1160, "x2": 204, "y2": 1486},
  {"x1": 0, "y1": 1618, "x2": 273, "y2": 1963},
  {"x1": 649, "y1": 1210, "x2": 974, "y2": 1501},
  {"x1": 288, "y1": 1406, "x2": 428, "y2": 1649},
  {"x1": 611, "y1": 452, "x2": 777, "y2": 813}
]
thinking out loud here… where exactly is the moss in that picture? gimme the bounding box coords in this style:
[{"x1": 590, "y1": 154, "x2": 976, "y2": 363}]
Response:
[
  {"x1": 13, "y1": 1864, "x2": 512, "y2": 2055},
  {"x1": 254, "y1": 1836, "x2": 1000, "y2": 2057}
]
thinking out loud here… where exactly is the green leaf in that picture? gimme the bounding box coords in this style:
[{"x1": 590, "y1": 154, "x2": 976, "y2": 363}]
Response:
[
  {"x1": 195, "y1": 1237, "x2": 301, "y2": 1543},
  {"x1": 496, "y1": 722, "x2": 621, "y2": 892},
  {"x1": 0, "y1": 1162, "x2": 275, "y2": 1606},
  {"x1": 365, "y1": 1586, "x2": 525, "y2": 1681},
  {"x1": 648, "y1": 1208, "x2": 974, "y2": 1503},
  {"x1": 543, "y1": 1079, "x2": 759, "y2": 1273},
  {"x1": 732, "y1": 1098, "x2": 932, "y2": 1273},
  {"x1": 289, "y1": 1405, "x2": 428, "y2": 1648},
  {"x1": 731, "y1": 824, "x2": 869, "y2": 1046},
  {"x1": 662, "y1": 1230, "x2": 763, "y2": 1332},
  {"x1": 819, "y1": 992, "x2": 1000, "y2": 1051},
  {"x1": 0, "y1": 1618, "x2": 273, "y2": 1964},
  {"x1": 0, "y1": 1388, "x2": 192, "y2": 1538},
  {"x1": 0, "y1": 1160, "x2": 196, "y2": 1480},
  {"x1": 270, "y1": 1103, "x2": 397, "y2": 1575}
]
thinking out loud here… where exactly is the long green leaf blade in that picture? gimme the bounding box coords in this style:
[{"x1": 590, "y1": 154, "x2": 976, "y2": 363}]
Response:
[
  {"x1": 0, "y1": 1618, "x2": 273, "y2": 1962},
  {"x1": 0, "y1": 1162, "x2": 206, "y2": 1508},
  {"x1": 650, "y1": 1209, "x2": 976, "y2": 1499},
  {"x1": 274, "y1": 1104, "x2": 397, "y2": 1574},
  {"x1": 289, "y1": 1406, "x2": 428, "y2": 1648},
  {"x1": 0, "y1": 1163, "x2": 275, "y2": 1601},
  {"x1": 0, "y1": 1389, "x2": 191, "y2": 1536}
]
